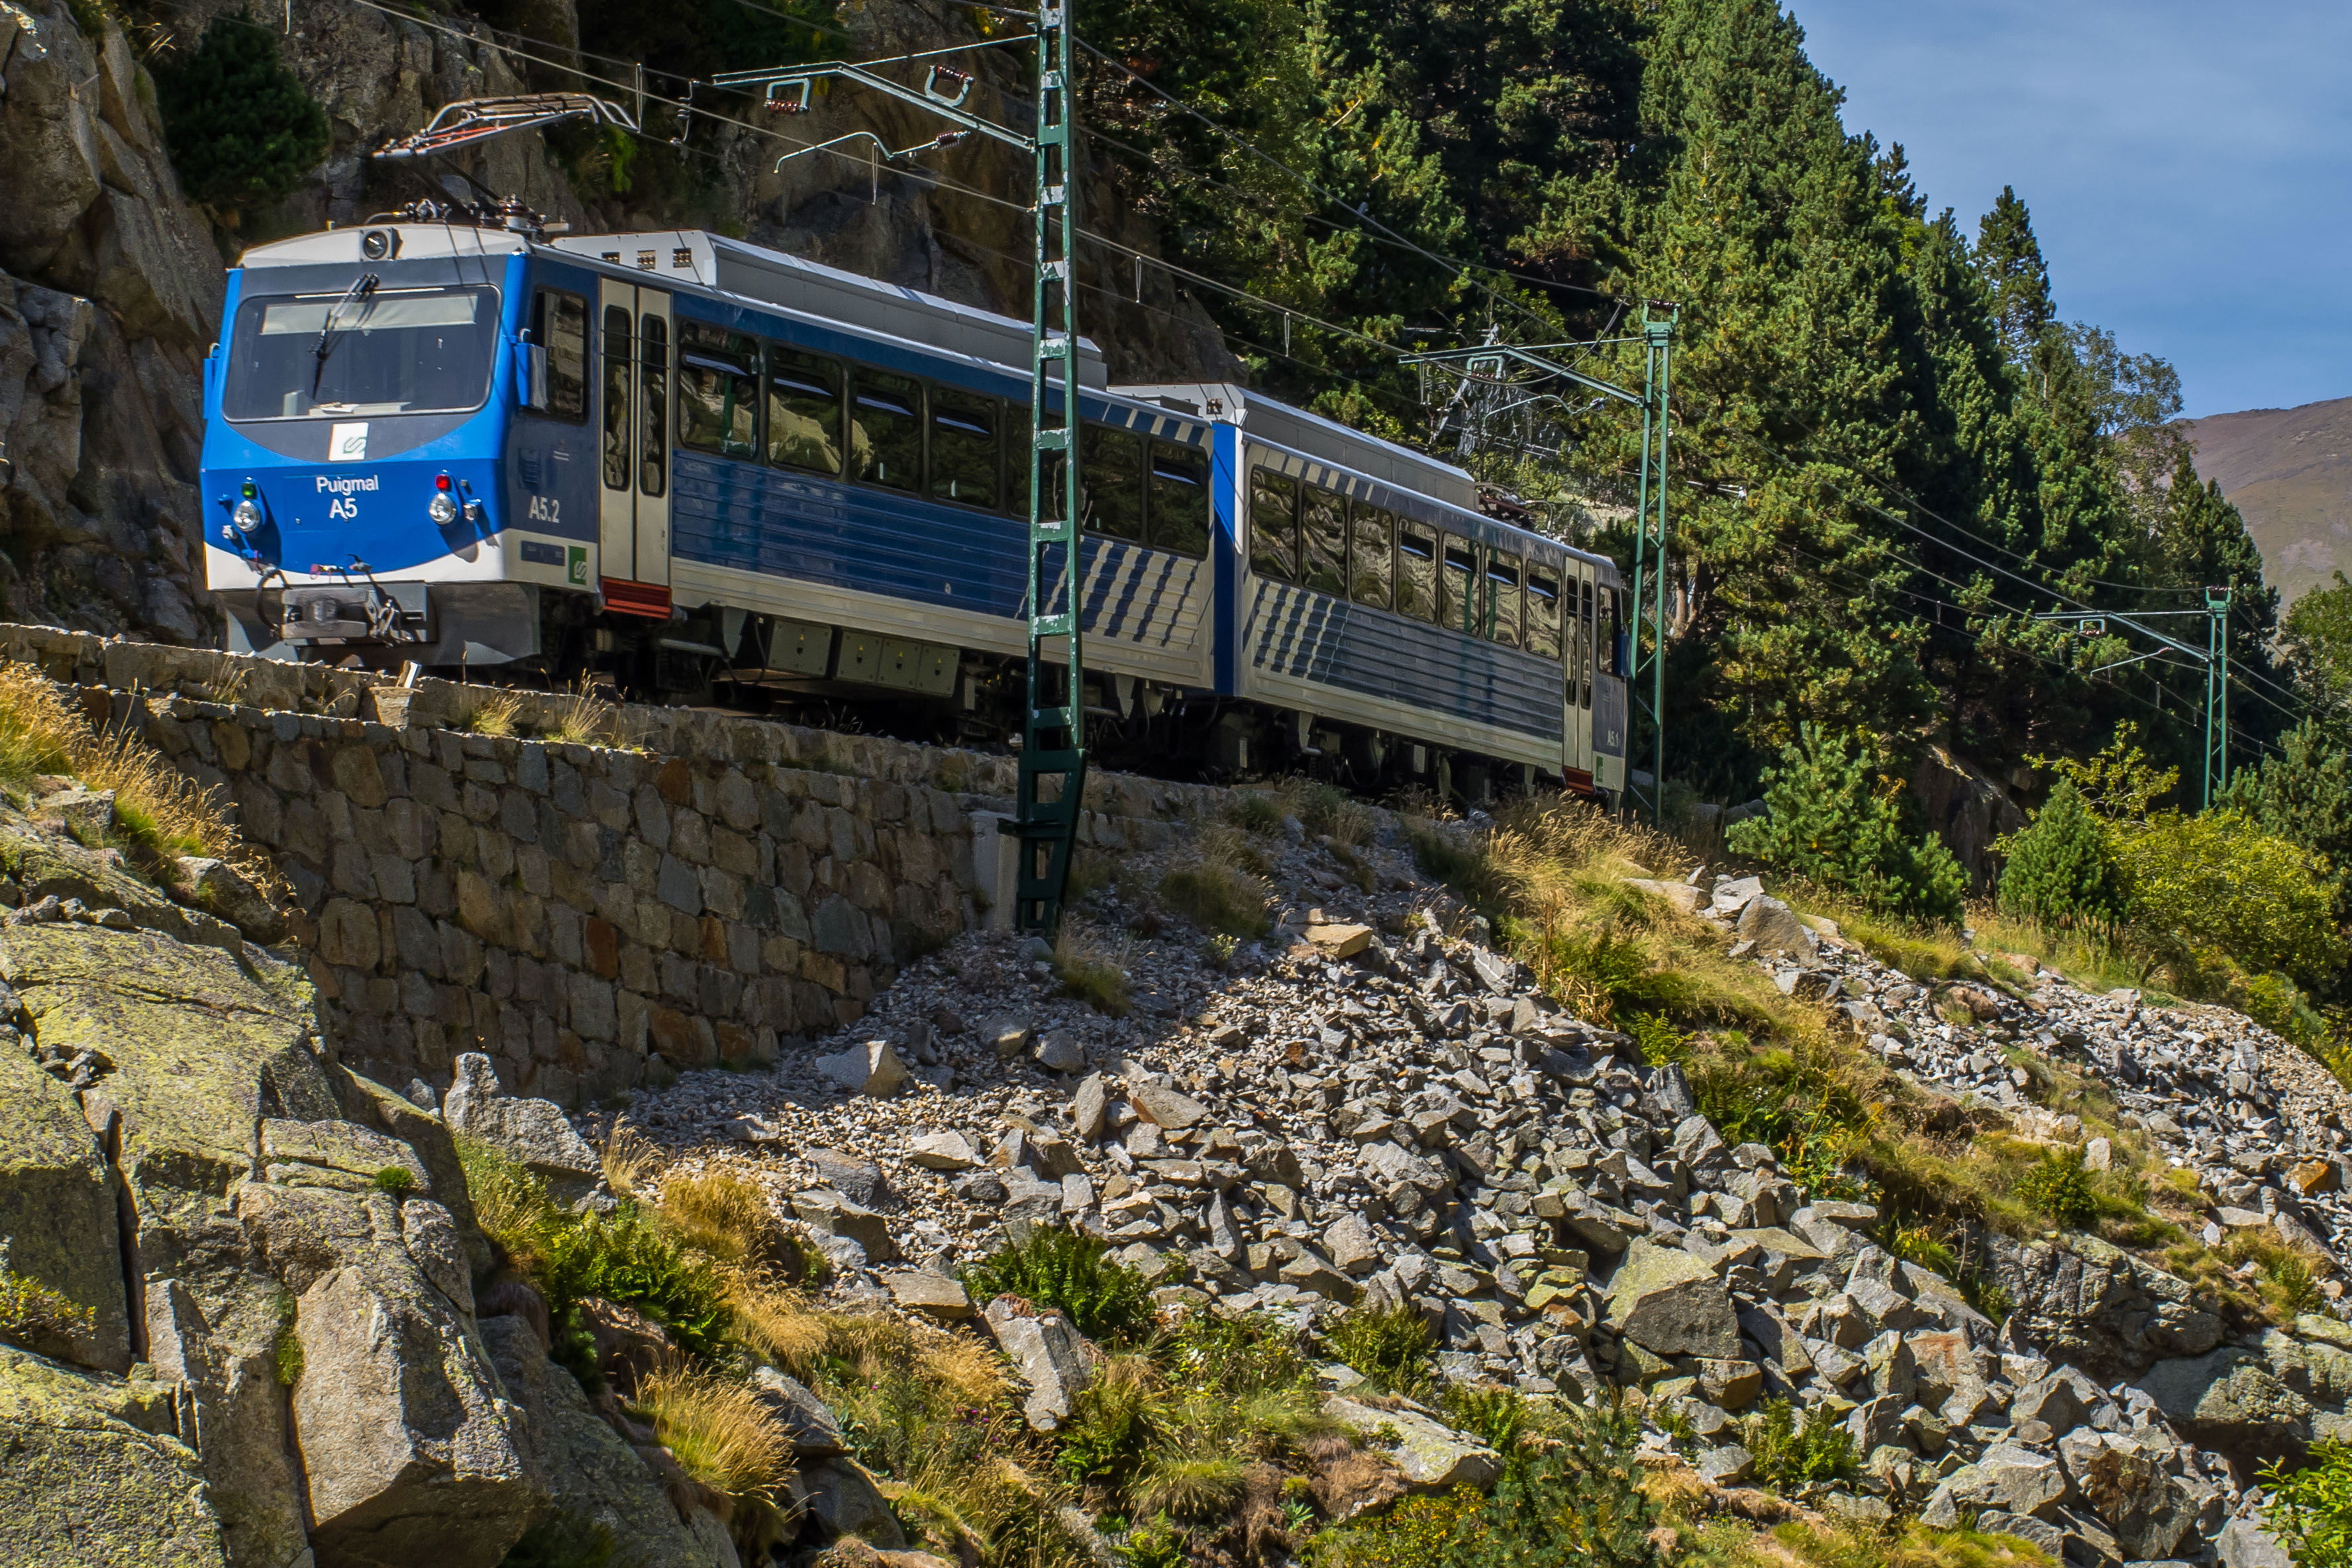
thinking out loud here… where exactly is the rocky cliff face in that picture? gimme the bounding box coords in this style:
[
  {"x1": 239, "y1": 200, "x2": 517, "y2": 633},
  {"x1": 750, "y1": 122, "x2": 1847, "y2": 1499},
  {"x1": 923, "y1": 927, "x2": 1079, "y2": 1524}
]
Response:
[
  {"x1": 0, "y1": 0, "x2": 1231, "y2": 651},
  {"x1": 0, "y1": 0, "x2": 221, "y2": 642}
]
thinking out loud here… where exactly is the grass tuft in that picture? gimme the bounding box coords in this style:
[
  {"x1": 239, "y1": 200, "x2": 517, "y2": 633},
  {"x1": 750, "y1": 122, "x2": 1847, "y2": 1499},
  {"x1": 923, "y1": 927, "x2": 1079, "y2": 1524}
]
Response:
[
  {"x1": 1160, "y1": 826, "x2": 1273, "y2": 938},
  {"x1": 632, "y1": 1362, "x2": 795, "y2": 1501},
  {"x1": 1053, "y1": 922, "x2": 1131, "y2": 1016},
  {"x1": 371, "y1": 1165, "x2": 416, "y2": 1199},
  {"x1": 459, "y1": 689, "x2": 525, "y2": 738}
]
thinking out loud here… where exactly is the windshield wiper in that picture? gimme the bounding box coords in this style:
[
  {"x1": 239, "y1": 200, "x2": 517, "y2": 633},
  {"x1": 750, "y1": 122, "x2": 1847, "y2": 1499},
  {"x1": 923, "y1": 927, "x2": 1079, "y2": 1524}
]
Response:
[{"x1": 311, "y1": 273, "x2": 382, "y2": 397}]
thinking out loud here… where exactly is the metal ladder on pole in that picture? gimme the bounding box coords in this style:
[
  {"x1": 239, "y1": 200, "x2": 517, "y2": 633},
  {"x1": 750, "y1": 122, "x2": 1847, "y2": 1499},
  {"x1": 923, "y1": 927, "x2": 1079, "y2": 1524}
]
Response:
[{"x1": 1013, "y1": 1, "x2": 1086, "y2": 935}]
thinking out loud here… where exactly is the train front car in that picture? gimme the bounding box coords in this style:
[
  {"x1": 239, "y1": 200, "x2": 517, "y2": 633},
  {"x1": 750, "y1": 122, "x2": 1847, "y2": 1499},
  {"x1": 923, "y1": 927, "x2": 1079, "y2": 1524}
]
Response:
[{"x1": 199, "y1": 223, "x2": 588, "y2": 668}]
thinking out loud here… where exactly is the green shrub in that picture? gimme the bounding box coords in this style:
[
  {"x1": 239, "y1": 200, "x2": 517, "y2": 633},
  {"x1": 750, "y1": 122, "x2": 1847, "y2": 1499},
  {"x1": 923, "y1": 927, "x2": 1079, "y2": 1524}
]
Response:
[
  {"x1": 372, "y1": 1165, "x2": 418, "y2": 1199},
  {"x1": 1998, "y1": 781, "x2": 2125, "y2": 929},
  {"x1": 1447, "y1": 1400, "x2": 1662, "y2": 1568},
  {"x1": 544, "y1": 1206, "x2": 732, "y2": 1357},
  {"x1": 1309, "y1": 1487, "x2": 1485, "y2": 1568},
  {"x1": 1437, "y1": 1384, "x2": 1527, "y2": 1456},
  {"x1": 272, "y1": 1291, "x2": 303, "y2": 1387},
  {"x1": 2113, "y1": 809, "x2": 2347, "y2": 991},
  {"x1": 1726, "y1": 724, "x2": 1968, "y2": 925},
  {"x1": 1745, "y1": 1396, "x2": 1855, "y2": 1490},
  {"x1": 960, "y1": 1226, "x2": 1151, "y2": 1341},
  {"x1": 1227, "y1": 792, "x2": 1286, "y2": 834},
  {"x1": 2011, "y1": 1148, "x2": 2097, "y2": 1230},
  {"x1": 1325, "y1": 1304, "x2": 1435, "y2": 1400},
  {"x1": 153, "y1": 20, "x2": 330, "y2": 211},
  {"x1": 2265, "y1": 1440, "x2": 2352, "y2": 1568}
]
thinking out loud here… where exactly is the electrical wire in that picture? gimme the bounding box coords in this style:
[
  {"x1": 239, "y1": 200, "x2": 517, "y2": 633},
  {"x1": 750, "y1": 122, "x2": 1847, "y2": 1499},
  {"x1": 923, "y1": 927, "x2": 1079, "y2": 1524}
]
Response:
[{"x1": 1071, "y1": 38, "x2": 1614, "y2": 322}]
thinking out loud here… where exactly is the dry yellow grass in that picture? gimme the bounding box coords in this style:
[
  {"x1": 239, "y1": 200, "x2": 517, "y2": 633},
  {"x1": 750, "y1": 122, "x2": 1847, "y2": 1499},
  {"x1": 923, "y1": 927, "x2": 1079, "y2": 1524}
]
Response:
[
  {"x1": 601, "y1": 1126, "x2": 666, "y2": 1200},
  {"x1": 544, "y1": 675, "x2": 622, "y2": 748},
  {"x1": 657, "y1": 1169, "x2": 796, "y2": 1276},
  {"x1": 632, "y1": 1363, "x2": 795, "y2": 1501},
  {"x1": 459, "y1": 688, "x2": 525, "y2": 737},
  {"x1": 0, "y1": 662, "x2": 253, "y2": 877}
]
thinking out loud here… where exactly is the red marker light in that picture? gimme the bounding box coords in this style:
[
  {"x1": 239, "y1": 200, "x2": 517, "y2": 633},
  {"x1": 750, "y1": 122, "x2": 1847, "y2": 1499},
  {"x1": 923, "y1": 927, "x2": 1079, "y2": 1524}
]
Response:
[{"x1": 435, "y1": 473, "x2": 452, "y2": 491}]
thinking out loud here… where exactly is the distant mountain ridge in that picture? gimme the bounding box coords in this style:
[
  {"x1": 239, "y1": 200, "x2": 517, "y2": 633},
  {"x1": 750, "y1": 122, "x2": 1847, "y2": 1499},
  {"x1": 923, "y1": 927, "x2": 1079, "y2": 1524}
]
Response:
[{"x1": 2184, "y1": 395, "x2": 2352, "y2": 603}]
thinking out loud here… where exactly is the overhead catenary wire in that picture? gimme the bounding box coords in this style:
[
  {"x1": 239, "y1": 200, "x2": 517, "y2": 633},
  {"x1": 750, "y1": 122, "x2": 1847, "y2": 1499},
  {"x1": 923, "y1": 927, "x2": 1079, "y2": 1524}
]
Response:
[{"x1": 336, "y1": 0, "x2": 2305, "y2": 754}]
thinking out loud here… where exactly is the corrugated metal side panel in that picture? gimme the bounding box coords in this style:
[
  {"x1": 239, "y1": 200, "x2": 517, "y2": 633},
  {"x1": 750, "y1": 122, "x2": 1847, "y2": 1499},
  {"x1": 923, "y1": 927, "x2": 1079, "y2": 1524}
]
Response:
[
  {"x1": 670, "y1": 455, "x2": 1207, "y2": 657},
  {"x1": 1247, "y1": 580, "x2": 1564, "y2": 742}
]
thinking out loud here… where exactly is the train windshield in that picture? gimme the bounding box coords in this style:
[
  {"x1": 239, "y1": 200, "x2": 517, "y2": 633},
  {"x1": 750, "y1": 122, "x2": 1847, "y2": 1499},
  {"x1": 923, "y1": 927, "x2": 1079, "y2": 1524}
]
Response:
[{"x1": 222, "y1": 285, "x2": 499, "y2": 421}]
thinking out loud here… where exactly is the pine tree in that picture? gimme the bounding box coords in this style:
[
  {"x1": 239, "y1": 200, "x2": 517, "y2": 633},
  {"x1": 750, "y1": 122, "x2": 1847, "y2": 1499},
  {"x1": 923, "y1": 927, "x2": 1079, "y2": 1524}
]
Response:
[
  {"x1": 152, "y1": 20, "x2": 330, "y2": 213},
  {"x1": 1974, "y1": 186, "x2": 2055, "y2": 366},
  {"x1": 1725, "y1": 725, "x2": 1969, "y2": 924},
  {"x1": 1997, "y1": 780, "x2": 2125, "y2": 929}
]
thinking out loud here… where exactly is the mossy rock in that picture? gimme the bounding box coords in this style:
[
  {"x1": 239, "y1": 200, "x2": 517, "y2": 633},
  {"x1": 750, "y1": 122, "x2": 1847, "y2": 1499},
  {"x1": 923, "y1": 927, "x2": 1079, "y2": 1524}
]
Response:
[
  {"x1": 0, "y1": 1344, "x2": 226, "y2": 1566},
  {"x1": 0, "y1": 1042, "x2": 130, "y2": 1370}
]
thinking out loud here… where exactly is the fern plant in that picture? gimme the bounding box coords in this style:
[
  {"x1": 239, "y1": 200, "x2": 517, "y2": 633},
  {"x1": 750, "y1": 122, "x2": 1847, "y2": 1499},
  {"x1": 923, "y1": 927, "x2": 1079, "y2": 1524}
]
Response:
[{"x1": 959, "y1": 1226, "x2": 1151, "y2": 1340}]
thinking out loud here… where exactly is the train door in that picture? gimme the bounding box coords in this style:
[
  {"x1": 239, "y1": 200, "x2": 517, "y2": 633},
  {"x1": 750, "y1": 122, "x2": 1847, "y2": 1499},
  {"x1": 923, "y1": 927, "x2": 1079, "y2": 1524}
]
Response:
[{"x1": 596, "y1": 280, "x2": 674, "y2": 614}]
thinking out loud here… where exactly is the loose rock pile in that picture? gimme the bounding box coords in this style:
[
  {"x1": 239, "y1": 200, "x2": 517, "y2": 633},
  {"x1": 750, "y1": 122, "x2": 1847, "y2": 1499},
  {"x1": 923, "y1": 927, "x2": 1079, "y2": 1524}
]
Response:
[{"x1": 614, "y1": 814, "x2": 2352, "y2": 1567}]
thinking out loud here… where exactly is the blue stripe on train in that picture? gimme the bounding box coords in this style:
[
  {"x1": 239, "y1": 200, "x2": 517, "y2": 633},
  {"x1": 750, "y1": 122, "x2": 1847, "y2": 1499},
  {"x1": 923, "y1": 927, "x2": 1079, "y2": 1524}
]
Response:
[
  {"x1": 1248, "y1": 581, "x2": 1564, "y2": 741},
  {"x1": 672, "y1": 453, "x2": 1206, "y2": 650}
]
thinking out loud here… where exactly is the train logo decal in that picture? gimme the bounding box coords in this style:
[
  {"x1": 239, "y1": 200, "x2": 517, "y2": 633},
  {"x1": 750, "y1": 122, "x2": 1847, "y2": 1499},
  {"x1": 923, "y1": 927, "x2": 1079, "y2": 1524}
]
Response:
[{"x1": 327, "y1": 422, "x2": 369, "y2": 462}]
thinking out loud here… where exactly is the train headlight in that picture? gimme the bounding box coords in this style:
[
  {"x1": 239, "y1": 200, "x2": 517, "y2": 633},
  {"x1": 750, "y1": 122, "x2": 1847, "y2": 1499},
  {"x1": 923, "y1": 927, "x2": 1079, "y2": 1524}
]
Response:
[
  {"x1": 230, "y1": 499, "x2": 264, "y2": 533},
  {"x1": 427, "y1": 491, "x2": 460, "y2": 526}
]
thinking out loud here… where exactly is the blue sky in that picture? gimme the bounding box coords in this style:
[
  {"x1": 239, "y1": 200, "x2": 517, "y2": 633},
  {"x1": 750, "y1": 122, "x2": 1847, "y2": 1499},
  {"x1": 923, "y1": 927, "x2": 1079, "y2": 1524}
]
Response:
[{"x1": 1785, "y1": 0, "x2": 2352, "y2": 419}]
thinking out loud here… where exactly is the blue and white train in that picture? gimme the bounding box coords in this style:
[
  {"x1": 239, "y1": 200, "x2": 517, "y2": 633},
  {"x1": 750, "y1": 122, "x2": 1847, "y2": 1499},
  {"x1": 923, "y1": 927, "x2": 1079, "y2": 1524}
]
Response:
[{"x1": 199, "y1": 215, "x2": 1629, "y2": 797}]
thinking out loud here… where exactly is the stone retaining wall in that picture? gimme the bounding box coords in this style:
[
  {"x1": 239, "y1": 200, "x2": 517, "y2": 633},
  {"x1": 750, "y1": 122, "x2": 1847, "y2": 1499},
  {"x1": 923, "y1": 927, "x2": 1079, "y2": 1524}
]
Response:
[{"x1": 0, "y1": 624, "x2": 1219, "y2": 1104}]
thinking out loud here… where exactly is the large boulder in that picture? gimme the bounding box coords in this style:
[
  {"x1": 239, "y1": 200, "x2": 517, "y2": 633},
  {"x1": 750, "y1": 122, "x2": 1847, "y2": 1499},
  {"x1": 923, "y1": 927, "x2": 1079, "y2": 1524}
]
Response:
[
  {"x1": 1919, "y1": 1442, "x2": 2067, "y2": 1524},
  {"x1": 1604, "y1": 1240, "x2": 1739, "y2": 1359},
  {"x1": 2057, "y1": 1429, "x2": 2199, "y2": 1560},
  {"x1": 982, "y1": 1295, "x2": 1095, "y2": 1432},
  {"x1": 1993, "y1": 1234, "x2": 2225, "y2": 1377},
  {"x1": 0, "y1": 1343, "x2": 225, "y2": 1566},
  {"x1": 1, "y1": 922, "x2": 326, "y2": 1568},
  {"x1": 238, "y1": 1182, "x2": 542, "y2": 1567},
  {"x1": 481, "y1": 1317, "x2": 717, "y2": 1568},
  {"x1": 2135, "y1": 1348, "x2": 2316, "y2": 1461},
  {"x1": 0, "y1": 1039, "x2": 130, "y2": 1369},
  {"x1": 1323, "y1": 1395, "x2": 1503, "y2": 1491},
  {"x1": 440, "y1": 1053, "x2": 603, "y2": 1201}
]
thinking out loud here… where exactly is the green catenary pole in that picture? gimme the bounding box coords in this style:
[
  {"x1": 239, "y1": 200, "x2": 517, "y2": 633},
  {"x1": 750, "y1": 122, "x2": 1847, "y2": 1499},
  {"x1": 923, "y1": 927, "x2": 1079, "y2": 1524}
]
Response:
[
  {"x1": 2203, "y1": 584, "x2": 2231, "y2": 807},
  {"x1": 1014, "y1": 2, "x2": 1086, "y2": 934},
  {"x1": 1627, "y1": 305, "x2": 1676, "y2": 824}
]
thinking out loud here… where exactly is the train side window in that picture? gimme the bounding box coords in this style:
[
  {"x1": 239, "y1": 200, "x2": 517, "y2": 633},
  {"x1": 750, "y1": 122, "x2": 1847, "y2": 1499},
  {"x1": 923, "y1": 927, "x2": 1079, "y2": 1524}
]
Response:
[
  {"x1": 1250, "y1": 467, "x2": 1298, "y2": 581},
  {"x1": 1487, "y1": 551, "x2": 1523, "y2": 648},
  {"x1": 600, "y1": 305, "x2": 632, "y2": 491},
  {"x1": 1578, "y1": 575, "x2": 1595, "y2": 707},
  {"x1": 1397, "y1": 529, "x2": 1437, "y2": 621},
  {"x1": 1301, "y1": 485, "x2": 1346, "y2": 597},
  {"x1": 1080, "y1": 424, "x2": 1145, "y2": 540},
  {"x1": 1440, "y1": 537, "x2": 1479, "y2": 634},
  {"x1": 1349, "y1": 503, "x2": 1394, "y2": 610},
  {"x1": 931, "y1": 387, "x2": 1001, "y2": 508},
  {"x1": 1526, "y1": 567, "x2": 1562, "y2": 660},
  {"x1": 676, "y1": 321, "x2": 758, "y2": 460},
  {"x1": 850, "y1": 368, "x2": 922, "y2": 491},
  {"x1": 1149, "y1": 441, "x2": 1209, "y2": 556},
  {"x1": 766, "y1": 348, "x2": 846, "y2": 475},
  {"x1": 637, "y1": 315, "x2": 668, "y2": 497},
  {"x1": 531, "y1": 291, "x2": 588, "y2": 420}
]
